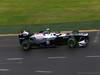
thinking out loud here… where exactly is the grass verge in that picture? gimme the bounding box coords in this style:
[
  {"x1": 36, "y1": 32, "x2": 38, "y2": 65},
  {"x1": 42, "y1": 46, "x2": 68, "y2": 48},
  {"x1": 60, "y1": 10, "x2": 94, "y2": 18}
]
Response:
[{"x1": 0, "y1": 21, "x2": 100, "y2": 34}]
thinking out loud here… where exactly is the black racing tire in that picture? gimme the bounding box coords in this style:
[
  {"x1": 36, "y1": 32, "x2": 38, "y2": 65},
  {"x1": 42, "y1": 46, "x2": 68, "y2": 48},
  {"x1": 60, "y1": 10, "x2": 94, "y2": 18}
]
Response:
[
  {"x1": 21, "y1": 40, "x2": 31, "y2": 51},
  {"x1": 67, "y1": 37, "x2": 77, "y2": 48}
]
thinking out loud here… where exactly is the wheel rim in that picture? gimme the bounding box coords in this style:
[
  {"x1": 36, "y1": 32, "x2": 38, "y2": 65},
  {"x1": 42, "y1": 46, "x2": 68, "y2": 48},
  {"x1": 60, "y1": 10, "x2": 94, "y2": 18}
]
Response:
[
  {"x1": 70, "y1": 41, "x2": 74, "y2": 47},
  {"x1": 69, "y1": 40, "x2": 75, "y2": 48},
  {"x1": 22, "y1": 43, "x2": 30, "y2": 50},
  {"x1": 23, "y1": 44, "x2": 28, "y2": 49}
]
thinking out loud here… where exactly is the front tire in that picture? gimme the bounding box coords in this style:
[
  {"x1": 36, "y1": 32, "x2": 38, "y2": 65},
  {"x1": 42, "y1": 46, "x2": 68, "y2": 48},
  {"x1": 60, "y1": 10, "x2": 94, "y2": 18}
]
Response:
[{"x1": 67, "y1": 37, "x2": 77, "y2": 48}]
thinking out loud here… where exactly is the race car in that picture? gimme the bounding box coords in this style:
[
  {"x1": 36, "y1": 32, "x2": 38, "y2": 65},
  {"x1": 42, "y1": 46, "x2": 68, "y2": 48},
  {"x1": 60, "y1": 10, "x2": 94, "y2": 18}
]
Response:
[{"x1": 18, "y1": 30, "x2": 89, "y2": 50}]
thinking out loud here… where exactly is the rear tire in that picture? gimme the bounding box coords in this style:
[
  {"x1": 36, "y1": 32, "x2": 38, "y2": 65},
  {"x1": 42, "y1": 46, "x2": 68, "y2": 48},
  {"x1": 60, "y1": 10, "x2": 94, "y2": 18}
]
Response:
[{"x1": 21, "y1": 40, "x2": 31, "y2": 51}]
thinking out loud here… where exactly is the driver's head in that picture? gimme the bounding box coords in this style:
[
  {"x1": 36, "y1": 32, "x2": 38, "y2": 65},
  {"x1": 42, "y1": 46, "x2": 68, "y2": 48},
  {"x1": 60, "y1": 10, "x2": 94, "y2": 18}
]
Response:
[
  {"x1": 22, "y1": 30, "x2": 29, "y2": 35},
  {"x1": 46, "y1": 28, "x2": 50, "y2": 31}
]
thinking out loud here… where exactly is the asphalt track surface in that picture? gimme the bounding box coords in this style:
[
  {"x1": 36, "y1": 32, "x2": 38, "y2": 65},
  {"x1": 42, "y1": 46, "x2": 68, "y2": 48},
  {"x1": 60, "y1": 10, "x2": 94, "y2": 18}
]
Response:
[{"x1": 0, "y1": 32, "x2": 100, "y2": 75}]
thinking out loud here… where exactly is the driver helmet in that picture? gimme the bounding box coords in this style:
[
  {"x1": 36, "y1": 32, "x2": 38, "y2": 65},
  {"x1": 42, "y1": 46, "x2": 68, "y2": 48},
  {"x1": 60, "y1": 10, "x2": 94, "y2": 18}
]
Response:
[
  {"x1": 46, "y1": 28, "x2": 50, "y2": 31},
  {"x1": 22, "y1": 30, "x2": 29, "y2": 35}
]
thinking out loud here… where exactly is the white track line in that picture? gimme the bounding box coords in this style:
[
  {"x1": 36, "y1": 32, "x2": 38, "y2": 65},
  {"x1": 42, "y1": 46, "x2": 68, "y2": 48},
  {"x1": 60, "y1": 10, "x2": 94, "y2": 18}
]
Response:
[
  {"x1": 93, "y1": 32, "x2": 100, "y2": 43},
  {"x1": 48, "y1": 56, "x2": 67, "y2": 59},
  {"x1": 0, "y1": 69, "x2": 10, "y2": 72},
  {"x1": 6, "y1": 58, "x2": 24, "y2": 61},
  {"x1": 85, "y1": 56, "x2": 100, "y2": 58},
  {"x1": 35, "y1": 70, "x2": 53, "y2": 73}
]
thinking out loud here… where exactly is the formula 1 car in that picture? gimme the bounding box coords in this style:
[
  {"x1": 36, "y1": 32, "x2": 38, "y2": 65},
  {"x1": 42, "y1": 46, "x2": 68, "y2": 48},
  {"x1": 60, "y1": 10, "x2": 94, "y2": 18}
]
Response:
[{"x1": 18, "y1": 30, "x2": 89, "y2": 50}]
